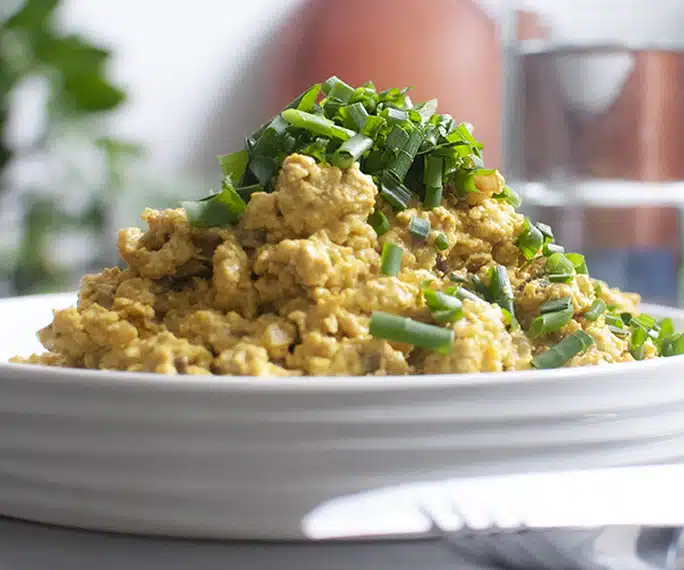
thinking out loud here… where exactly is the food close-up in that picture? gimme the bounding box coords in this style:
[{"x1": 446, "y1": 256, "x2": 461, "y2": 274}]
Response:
[{"x1": 12, "y1": 78, "x2": 683, "y2": 376}]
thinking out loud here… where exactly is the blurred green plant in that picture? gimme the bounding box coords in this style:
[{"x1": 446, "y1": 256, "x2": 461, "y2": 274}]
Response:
[{"x1": 1, "y1": 0, "x2": 141, "y2": 295}]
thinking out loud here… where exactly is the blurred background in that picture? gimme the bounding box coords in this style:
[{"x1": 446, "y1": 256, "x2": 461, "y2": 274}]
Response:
[{"x1": 2, "y1": 0, "x2": 684, "y2": 305}]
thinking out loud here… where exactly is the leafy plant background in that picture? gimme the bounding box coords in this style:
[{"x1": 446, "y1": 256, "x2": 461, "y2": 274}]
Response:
[{"x1": 1, "y1": 0, "x2": 141, "y2": 295}]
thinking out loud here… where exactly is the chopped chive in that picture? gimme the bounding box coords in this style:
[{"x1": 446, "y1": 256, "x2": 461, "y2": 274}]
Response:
[
  {"x1": 449, "y1": 273, "x2": 469, "y2": 284},
  {"x1": 548, "y1": 273, "x2": 575, "y2": 283},
  {"x1": 409, "y1": 216, "x2": 430, "y2": 240},
  {"x1": 584, "y1": 299, "x2": 607, "y2": 321},
  {"x1": 630, "y1": 326, "x2": 648, "y2": 360},
  {"x1": 380, "y1": 242, "x2": 403, "y2": 276},
  {"x1": 423, "y1": 156, "x2": 443, "y2": 208},
  {"x1": 655, "y1": 318, "x2": 675, "y2": 354},
  {"x1": 299, "y1": 137, "x2": 330, "y2": 162},
  {"x1": 281, "y1": 109, "x2": 355, "y2": 140},
  {"x1": 532, "y1": 330, "x2": 595, "y2": 369},
  {"x1": 295, "y1": 83, "x2": 321, "y2": 112},
  {"x1": 386, "y1": 128, "x2": 423, "y2": 184},
  {"x1": 385, "y1": 125, "x2": 410, "y2": 153},
  {"x1": 236, "y1": 183, "x2": 264, "y2": 201},
  {"x1": 368, "y1": 210, "x2": 391, "y2": 236},
  {"x1": 542, "y1": 242, "x2": 565, "y2": 256},
  {"x1": 471, "y1": 274, "x2": 493, "y2": 302},
  {"x1": 327, "y1": 79, "x2": 355, "y2": 103},
  {"x1": 361, "y1": 115, "x2": 386, "y2": 138},
  {"x1": 322, "y1": 76, "x2": 340, "y2": 94},
  {"x1": 631, "y1": 313, "x2": 656, "y2": 331},
  {"x1": 566, "y1": 253, "x2": 588, "y2": 275},
  {"x1": 330, "y1": 134, "x2": 373, "y2": 168},
  {"x1": 489, "y1": 265, "x2": 515, "y2": 321},
  {"x1": 435, "y1": 232, "x2": 449, "y2": 251},
  {"x1": 536, "y1": 223, "x2": 554, "y2": 241},
  {"x1": 528, "y1": 307, "x2": 573, "y2": 339},
  {"x1": 453, "y1": 169, "x2": 478, "y2": 195},
  {"x1": 540, "y1": 297, "x2": 572, "y2": 314},
  {"x1": 384, "y1": 107, "x2": 409, "y2": 124},
  {"x1": 339, "y1": 102, "x2": 369, "y2": 131},
  {"x1": 658, "y1": 318, "x2": 675, "y2": 338},
  {"x1": 182, "y1": 179, "x2": 246, "y2": 228},
  {"x1": 493, "y1": 185, "x2": 522, "y2": 208},
  {"x1": 605, "y1": 314, "x2": 624, "y2": 328},
  {"x1": 380, "y1": 182, "x2": 412, "y2": 211},
  {"x1": 516, "y1": 218, "x2": 544, "y2": 260},
  {"x1": 322, "y1": 76, "x2": 353, "y2": 100},
  {"x1": 423, "y1": 288, "x2": 459, "y2": 311},
  {"x1": 546, "y1": 252, "x2": 576, "y2": 282},
  {"x1": 369, "y1": 311, "x2": 454, "y2": 354},
  {"x1": 413, "y1": 98, "x2": 438, "y2": 123},
  {"x1": 424, "y1": 186, "x2": 443, "y2": 210},
  {"x1": 662, "y1": 333, "x2": 684, "y2": 357},
  {"x1": 217, "y1": 149, "x2": 249, "y2": 182},
  {"x1": 451, "y1": 285, "x2": 486, "y2": 304},
  {"x1": 608, "y1": 325, "x2": 629, "y2": 337},
  {"x1": 322, "y1": 98, "x2": 344, "y2": 118},
  {"x1": 248, "y1": 155, "x2": 279, "y2": 187}
]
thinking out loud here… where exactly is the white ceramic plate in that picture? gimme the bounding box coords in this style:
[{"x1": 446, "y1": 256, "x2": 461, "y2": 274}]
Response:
[{"x1": 0, "y1": 293, "x2": 684, "y2": 539}]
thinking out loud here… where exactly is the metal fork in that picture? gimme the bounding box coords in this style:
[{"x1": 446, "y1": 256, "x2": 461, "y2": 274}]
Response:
[
  {"x1": 422, "y1": 506, "x2": 606, "y2": 570},
  {"x1": 302, "y1": 465, "x2": 684, "y2": 570}
]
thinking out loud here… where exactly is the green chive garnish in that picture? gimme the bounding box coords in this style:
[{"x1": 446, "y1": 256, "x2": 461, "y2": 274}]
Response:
[
  {"x1": 361, "y1": 115, "x2": 386, "y2": 138},
  {"x1": 368, "y1": 210, "x2": 391, "y2": 236},
  {"x1": 385, "y1": 128, "x2": 423, "y2": 184},
  {"x1": 423, "y1": 156, "x2": 444, "y2": 208},
  {"x1": 542, "y1": 242, "x2": 565, "y2": 256},
  {"x1": 605, "y1": 314, "x2": 624, "y2": 328},
  {"x1": 516, "y1": 218, "x2": 544, "y2": 260},
  {"x1": 409, "y1": 216, "x2": 430, "y2": 240},
  {"x1": 608, "y1": 325, "x2": 629, "y2": 337},
  {"x1": 654, "y1": 318, "x2": 675, "y2": 354},
  {"x1": 546, "y1": 252, "x2": 576, "y2": 283},
  {"x1": 566, "y1": 253, "x2": 588, "y2": 275},
  {"x1": 380, "y1": 182, "x2": 412, "y2": 211},
  {"x1": 182, "y1": 179, "x2": 247, "y2": 228},
  {"x1": 631, "y1": 313, "x2": 656, "y2": 331},
  {"x1": 471, "y1": 274, "x2": 493, "y2": 302},
  {"x1": 536, "y1": 223, "x2": 554, "y2": 242},
  {"x1": 528, "y1": 307, "x2": 573, "y2": 339},
  {"x1": 369, "y1": 311, "x2": 454, "y2": 354},
  {"x1": 330, "y1": 134, "x2": 373, "y2": 168},
  {"x1": 339, "y1": 102, "x2": 369, "y2": 131},
  {"x1": 489, "y1": 265, "x2": 515, "y2": 322},
  {"x1": 423, "y1": 288, "x2": 464, "y2": 324},
  {"x1": 532, "y1": 330, "x2": 595, "y2": 369},
  {"x1": 326, "y1": 77, "x2": 355, "y2": 103},
  {"x1": 584, "y1": 299, "x2": 607, "y2": 321},
  {"x1": 434, "y1": 232, "x2": 449, "y2": 251},
  {"x1": 450, "y1": 285, "x2": 486, "y2": 304},
  {"x1": 662, "y1": 333, "x2": 684, "y2": 357},
  {"x1": 540, "y1": 297, "x2": 572, "y2": 314},
  {"x1": 384, "y1": 107, "x2": 410, "y2": 125},
  {"x1": 493, "y1": 185, "x2": 522, "y2": 208},
  {"x1": 630, "y1": 326, "x2": 648, "y2": 360},
  {"x1": 380, "y1": 242, "x2": 403, "y2": 276},
  {"x1": 217, "y1": 149, "x2": 249, "y2": 182},
  {"x1": 280, "y1": 109, "x2": 355, "y2": 140}
]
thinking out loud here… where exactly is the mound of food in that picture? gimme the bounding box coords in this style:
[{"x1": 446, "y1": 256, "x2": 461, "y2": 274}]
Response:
[{"x1": 13, "y1": 78, "x2": 683, "y2": 375}]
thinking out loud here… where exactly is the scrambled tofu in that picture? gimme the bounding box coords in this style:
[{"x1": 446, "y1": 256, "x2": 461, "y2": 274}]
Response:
[{"x1": 13, "y1": 154, "x2": 646, "y2": 376}]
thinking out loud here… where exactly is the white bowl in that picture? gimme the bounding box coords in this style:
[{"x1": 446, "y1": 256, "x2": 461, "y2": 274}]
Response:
[{"x1": 0, "y1": 293, "x2": 683, "y2": 539}]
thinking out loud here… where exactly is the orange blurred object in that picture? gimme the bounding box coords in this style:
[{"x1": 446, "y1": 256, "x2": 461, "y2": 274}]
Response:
[{"x1": 273, "y1": 0, "x2": 502, "y2": 167}]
